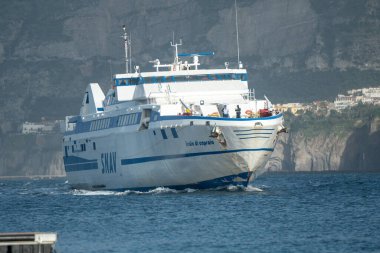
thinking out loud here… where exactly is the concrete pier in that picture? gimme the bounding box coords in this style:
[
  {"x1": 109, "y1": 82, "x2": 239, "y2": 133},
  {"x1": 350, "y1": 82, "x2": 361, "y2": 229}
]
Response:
[{"x1": 0, "y1": 233, "x2": 57, "y2": 253}]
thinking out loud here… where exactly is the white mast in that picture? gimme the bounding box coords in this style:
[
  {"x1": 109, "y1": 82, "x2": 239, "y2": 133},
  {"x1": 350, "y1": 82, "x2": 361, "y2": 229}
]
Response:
[
  {"x1": 122, "y1": 25, "x2": 130, "y2": 73},
  {"x1": 170, "y1": 35, "x2": 182, "y2": 70},
  {"x1": 234, "y1": 0, "x2": 242, "y2": 69},
  {"x1": 129, "y1": 33, "x2": 132, "y2": 73}
]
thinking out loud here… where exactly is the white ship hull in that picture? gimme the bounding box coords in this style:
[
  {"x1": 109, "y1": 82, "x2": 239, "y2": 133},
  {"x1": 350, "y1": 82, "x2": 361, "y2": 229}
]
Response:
[{"x1": 63, "y1": 114, "x2": 283, "y2": 190}]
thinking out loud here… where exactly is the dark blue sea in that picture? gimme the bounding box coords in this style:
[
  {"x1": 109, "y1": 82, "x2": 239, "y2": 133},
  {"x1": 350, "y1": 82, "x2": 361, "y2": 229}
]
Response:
[{"x1": 1, "y1": 172, "x2": 380, "y2": 253}]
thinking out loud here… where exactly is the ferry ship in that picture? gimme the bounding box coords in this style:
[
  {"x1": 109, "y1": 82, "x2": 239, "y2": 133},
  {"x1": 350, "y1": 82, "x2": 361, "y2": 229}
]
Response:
[{"x1": 62, "y1": 27, "x2": 285, "y2": 191}]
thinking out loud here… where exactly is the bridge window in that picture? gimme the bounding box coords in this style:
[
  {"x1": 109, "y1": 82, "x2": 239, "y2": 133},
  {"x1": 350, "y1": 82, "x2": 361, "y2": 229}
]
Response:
[
  {"x1": 129, "y1": 78, "x2": 139, "y2": 85},
  {"x1": 117, "y1": 73, "x2": 248, "y2": 85},
  {"x1": 231, "y1": 74, "x2": 240, "y2": 80},
  {"x1": 224, "y1": 74, "x2": 231, "y2": 80},
  {"x1": 145, "y1": 77, "x2": 153, "y2": 84},
  {"x1": 115, "y1": 78, "x2": 144, "y2": 86},
  {"x1": 175, "y1": 76, "x2": 187, "y2": 82}
]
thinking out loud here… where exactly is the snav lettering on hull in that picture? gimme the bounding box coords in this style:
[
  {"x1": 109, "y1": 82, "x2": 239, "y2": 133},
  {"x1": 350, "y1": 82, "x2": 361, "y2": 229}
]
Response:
[{"x1": 101, "y1": 152, "x2": 117, "y2": 174}]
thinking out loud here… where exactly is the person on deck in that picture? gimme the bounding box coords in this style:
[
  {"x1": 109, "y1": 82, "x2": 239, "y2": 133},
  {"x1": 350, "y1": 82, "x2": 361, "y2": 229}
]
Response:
[
  {"x1": 222, "y1": 105, "x2": 229, "y2": 118},
  {"x1": 235, "y1": 105, "x2": 241, "y2": 118}
]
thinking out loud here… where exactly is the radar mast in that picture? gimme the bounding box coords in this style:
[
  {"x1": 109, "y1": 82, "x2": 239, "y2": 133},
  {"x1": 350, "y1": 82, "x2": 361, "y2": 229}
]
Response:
[{"x1": 122, "y1": 25, "x2": 131, "y2": 73}]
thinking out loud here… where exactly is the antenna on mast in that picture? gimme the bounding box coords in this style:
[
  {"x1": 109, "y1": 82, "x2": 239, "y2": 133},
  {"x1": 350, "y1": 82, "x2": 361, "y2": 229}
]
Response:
[
  {"x1": 170, "y1": 32, "x2": 182, "y2": 67},
  {"x1": 129, "y1": 33, "x2": 132, "y2": 72},
  {"x1": 234, "y1": 0, "x2": 242, "y2": 69},
  {"x1": 122, "y1": 25, "x2": 131, "y2": 73}
]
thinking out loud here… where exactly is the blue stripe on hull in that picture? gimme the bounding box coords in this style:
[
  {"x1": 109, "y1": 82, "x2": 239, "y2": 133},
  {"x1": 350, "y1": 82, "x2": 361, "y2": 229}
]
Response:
[
  {"x1": 64, "y1": 148, "x2": 273, "y2": 173},
  {"x1": 239, "y1": 137, "x2": 269, "y2": 139},
  {"x1": 159, "y1": 113, "x2": 282, "y2": 122},
  {"x1": 63, "y1": 156, "x2": 98, "y2": 172},
  {"x1": 121, "y1": 148, "x2": 273, "y2": 166},
  {"x1": 233, "y1": 128, "x2": 275, "y2": 132},
  {"x1": 65, "y1": 162, "x2": 98, "y2": 172}
]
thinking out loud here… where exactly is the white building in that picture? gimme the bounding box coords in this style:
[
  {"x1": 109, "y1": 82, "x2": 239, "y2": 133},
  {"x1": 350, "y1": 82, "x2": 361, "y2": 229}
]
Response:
[
  {"x1": 21, "y1": 122, "x2": 55, "y2": 134},
  {"x1": 334, "y1": 95, "x2": 356, "y2": 110},
  {"x1": 335, "y1": 86, "x2": 380, "y2": 110}
]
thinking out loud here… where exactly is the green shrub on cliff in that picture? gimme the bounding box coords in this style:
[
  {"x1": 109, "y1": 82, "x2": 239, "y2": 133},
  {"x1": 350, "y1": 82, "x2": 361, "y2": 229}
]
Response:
[{"x1": 286, "y1": 104, "x2": 380, "y2": 137}]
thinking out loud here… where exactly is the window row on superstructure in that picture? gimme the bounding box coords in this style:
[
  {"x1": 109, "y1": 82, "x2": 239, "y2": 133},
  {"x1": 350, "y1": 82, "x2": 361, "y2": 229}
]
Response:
[
  {"x1": 117, "y1": 113, "x2": 139, "y2": 127},
  {"x1": 114, "y1": 73, "x2": 248, "y2": 86},
  {"x1": 66, "y1": 113, "x2": 143, "y2": 135},
  {"x1": 90, "y1": 118, "x2": 111, "y2": 131}
]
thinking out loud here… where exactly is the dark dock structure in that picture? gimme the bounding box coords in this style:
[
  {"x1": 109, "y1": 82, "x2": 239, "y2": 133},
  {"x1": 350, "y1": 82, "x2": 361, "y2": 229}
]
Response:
[{"x1": 0, "y1": 233, "x2": 57, "y2": 253}]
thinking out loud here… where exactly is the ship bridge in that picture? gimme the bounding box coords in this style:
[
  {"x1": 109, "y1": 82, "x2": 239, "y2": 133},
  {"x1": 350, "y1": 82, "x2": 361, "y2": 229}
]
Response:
[
  {"x1": 111, "y1": 67, "x2": 250, "y2": 107},
  {"x1": 113, "y1": 69, "x2": 248, "y2": 86}
]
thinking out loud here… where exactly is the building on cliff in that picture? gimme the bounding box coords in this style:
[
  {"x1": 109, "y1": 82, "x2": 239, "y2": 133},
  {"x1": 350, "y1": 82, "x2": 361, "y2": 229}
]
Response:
[
  {"x1": 21, "y1": 121, "x2": 59, "y2": 134},
  {"x1": 274, "y1": 103, "x2": 309, "y2": 115},
  {"x1": 334, "y1": 86, "x2": 380, "y2": 110},
  {"x1": 334, "y1": 95, "x2": 356, "y2": 110}
]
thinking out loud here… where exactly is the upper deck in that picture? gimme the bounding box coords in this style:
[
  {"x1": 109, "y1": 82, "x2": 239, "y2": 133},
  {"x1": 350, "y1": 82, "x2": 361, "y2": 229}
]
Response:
[{"x1": 113, "y1": 68, "x2": 248, "y2": 86}]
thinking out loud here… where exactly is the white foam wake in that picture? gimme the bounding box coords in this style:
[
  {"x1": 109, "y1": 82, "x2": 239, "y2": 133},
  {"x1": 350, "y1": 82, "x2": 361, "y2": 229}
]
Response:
[
  {"x1": 69, "y1": 185, "x2": 264, "y2": 196},
  {"x1": 72, "y1": 189, "x2": 122, "y2": 196},
  {"x1": 244, "y1": 185, "x2": 264, "y2": 192},
  {"x1": 71, "y1": 187, "x2": 197, "y2": 196},
  {"x1": 225, "y1": 184, "x2": 264, "y2": 192}
]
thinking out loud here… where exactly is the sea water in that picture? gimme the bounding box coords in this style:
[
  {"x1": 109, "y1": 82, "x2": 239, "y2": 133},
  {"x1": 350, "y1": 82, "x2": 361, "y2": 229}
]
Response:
[{"x1": 0, "y1": 172, "x2": 379, "y2": 253}]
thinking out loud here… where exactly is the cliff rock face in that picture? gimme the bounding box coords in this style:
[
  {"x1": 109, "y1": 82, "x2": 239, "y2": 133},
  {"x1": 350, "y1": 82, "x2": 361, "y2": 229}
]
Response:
[
  {"x1": 266, "y1": 132, "x2": 350, "y2": 171},
  {"x1": 266, "y1": 116, "x2": 380, "y2": 172},
  {"x1": 0, "y1": 134, "x2": 65, "y2": 177}
]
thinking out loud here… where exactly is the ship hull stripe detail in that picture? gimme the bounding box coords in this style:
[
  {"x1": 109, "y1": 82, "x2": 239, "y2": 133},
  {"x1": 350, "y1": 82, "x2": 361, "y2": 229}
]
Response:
[
  {"x1": 64, "y1": 161, "x2": 98, "y2": 172},
  {"x1": 239, "y1": 137, "x2": 270, "y2": 139},
  {"x1": 233, "y1": 128, "x2": 275, "y2": 132},
  {"x1": 121, "y1": 148, "x2": 273, "y2": 166},
  {"x1": 63, "y1": 156, "x2": 98, "y2": 172},
  {"x1": 236, "y1": 132, "x2": 273, "y2": 135},
  {"x1": 159, "y1": 113, "x2": 282, "y2": 121}
]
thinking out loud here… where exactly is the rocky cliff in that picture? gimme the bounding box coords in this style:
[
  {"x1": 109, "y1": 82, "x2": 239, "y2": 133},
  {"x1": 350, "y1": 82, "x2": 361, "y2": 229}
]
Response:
[
  {"x1": 266, "y1": 108, "x2": 380, "y2": 172},
  {"x1": 0, "y1": 133, "x2": 65, "y2": 177}
]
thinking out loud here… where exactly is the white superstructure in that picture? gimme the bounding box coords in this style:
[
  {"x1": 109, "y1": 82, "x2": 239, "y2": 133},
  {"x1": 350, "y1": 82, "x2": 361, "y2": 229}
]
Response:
[{"x1": 62, "y1": 27, "x2": 285, "y2": 190}]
